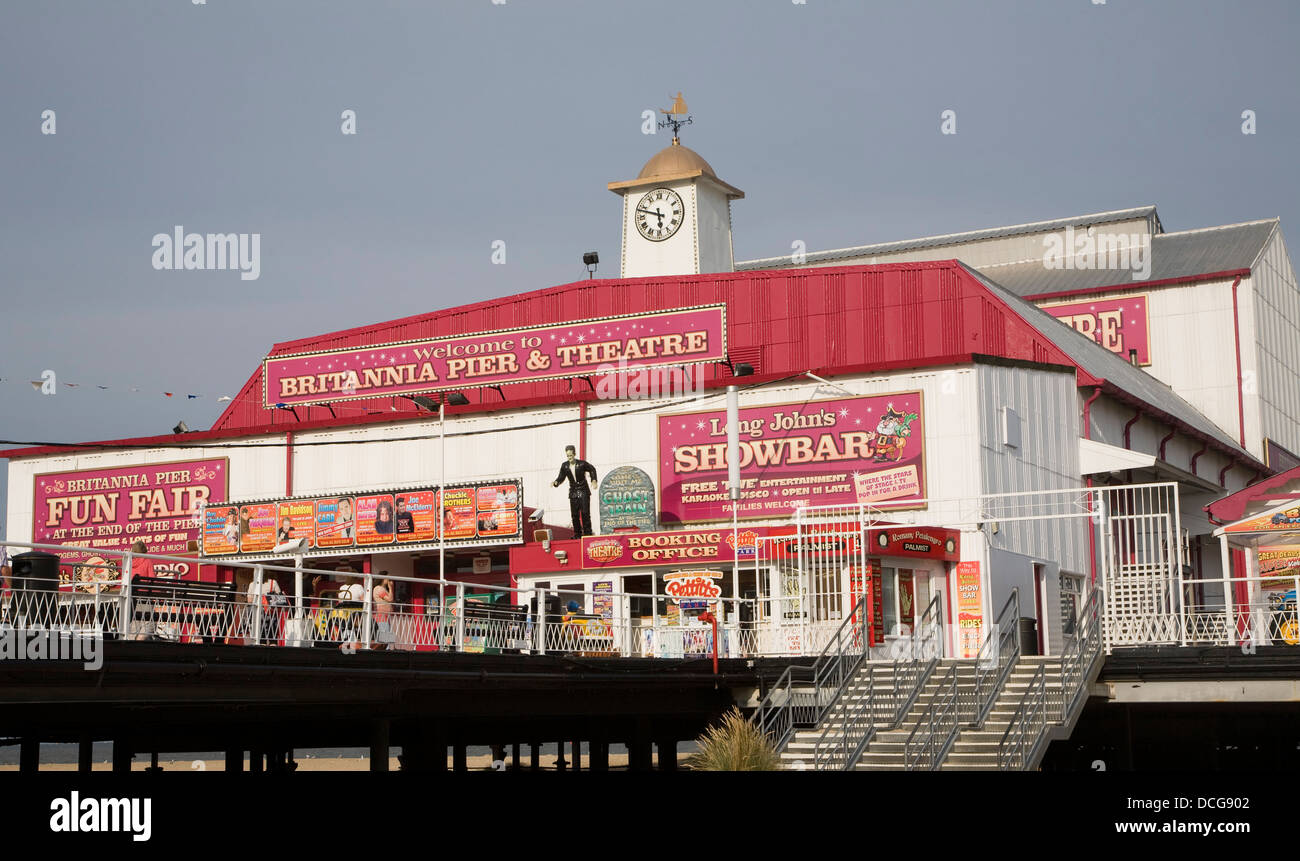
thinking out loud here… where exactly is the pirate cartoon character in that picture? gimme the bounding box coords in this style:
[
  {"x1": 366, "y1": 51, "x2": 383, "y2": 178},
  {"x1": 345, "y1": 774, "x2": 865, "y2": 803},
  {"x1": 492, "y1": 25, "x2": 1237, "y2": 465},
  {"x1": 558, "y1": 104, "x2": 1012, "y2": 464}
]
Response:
[{"x1": 869, "y1": 405, "x2": 919, "y2": 462}]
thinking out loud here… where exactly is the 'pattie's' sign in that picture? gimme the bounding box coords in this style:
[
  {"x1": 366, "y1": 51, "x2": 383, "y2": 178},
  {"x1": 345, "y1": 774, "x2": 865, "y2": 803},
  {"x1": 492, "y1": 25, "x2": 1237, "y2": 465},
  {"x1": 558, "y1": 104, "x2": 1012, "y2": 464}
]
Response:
[{"x1": 663, "y1": 570, "x2": 724, "y2": 604}]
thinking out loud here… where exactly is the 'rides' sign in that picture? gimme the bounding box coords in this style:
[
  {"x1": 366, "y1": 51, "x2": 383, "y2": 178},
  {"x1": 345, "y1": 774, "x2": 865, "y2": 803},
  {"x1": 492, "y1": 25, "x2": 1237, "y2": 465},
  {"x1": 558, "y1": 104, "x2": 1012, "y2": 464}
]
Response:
[{"x1": 1042, "y1": 294, "x2": 1150, "y2": 365}]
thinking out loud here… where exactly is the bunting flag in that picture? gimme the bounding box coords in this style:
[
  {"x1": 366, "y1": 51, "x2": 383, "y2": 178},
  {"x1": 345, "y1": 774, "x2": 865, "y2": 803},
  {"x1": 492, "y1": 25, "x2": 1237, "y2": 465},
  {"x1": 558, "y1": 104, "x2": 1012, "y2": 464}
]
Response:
[
  {"x1": 4, "y1": 373, "x2": 231, "y2": 403},
  {"x1": 2, "y1": 372, "x2": 391, "y2": 418}
]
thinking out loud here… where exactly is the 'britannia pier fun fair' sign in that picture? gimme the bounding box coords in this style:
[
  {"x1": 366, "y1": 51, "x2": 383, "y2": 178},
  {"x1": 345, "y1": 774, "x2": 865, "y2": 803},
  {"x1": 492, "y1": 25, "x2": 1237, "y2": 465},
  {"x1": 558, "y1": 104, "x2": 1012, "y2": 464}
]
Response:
[{"x1": 263, "y1": 305, "x2": 727, "y2": 407}]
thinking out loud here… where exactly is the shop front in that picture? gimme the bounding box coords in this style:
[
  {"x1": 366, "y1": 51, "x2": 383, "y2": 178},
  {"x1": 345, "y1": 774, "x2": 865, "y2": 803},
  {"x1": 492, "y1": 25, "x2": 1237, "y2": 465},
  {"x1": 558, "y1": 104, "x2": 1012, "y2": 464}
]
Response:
[
  {"x1": 1215, "y1": 499, "x2": 1300, "y2": 645},
  {"x1": 510, "y1": 521, "x2": 961, "y2": 658}
]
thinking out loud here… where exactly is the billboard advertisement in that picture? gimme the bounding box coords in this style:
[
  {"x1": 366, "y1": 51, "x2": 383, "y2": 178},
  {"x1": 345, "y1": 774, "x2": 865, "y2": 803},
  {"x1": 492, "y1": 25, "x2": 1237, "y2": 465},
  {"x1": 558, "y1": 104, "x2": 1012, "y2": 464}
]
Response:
[
  {"x1": 34, "y1": 458, "x2": 228, "y2": 566},
  {"x1": 956, "y1": 561, "x2": 984, "y2": 659},
  {"x1": 658, "y1": 392, "x2": 926, "y2": 524},
  {"x1": 200, "y1": 479, "x2": 524, "y2": 557},
  {"x1": 263, "y1": 304, "x2": 727, "y2": 407}
]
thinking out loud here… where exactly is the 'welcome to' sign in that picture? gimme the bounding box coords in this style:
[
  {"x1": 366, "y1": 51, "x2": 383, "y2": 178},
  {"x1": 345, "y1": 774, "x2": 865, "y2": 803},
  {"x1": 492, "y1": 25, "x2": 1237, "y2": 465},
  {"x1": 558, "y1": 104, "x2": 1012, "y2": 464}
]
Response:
[{"x1": 262, "y1": 305, "x2": 727, "y2": 407}]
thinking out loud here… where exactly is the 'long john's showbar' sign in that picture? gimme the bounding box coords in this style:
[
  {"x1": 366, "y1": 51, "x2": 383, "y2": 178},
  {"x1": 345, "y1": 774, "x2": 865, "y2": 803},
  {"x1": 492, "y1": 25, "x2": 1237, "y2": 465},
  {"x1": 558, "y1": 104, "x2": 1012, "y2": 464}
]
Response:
[{"x1": 263, "y1": 304, "x2": 727, "y2": 407}]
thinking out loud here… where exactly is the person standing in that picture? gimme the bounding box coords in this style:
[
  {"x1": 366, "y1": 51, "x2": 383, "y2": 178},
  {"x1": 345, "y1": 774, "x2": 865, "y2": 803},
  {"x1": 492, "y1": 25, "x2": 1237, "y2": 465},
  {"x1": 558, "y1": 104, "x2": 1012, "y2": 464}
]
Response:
[
  {"x1": 372, "y1": 573, "x2": 395, "y2": 650},
  {"x1": 552, "y1": 445, "x2": 597, "y2": 537}
]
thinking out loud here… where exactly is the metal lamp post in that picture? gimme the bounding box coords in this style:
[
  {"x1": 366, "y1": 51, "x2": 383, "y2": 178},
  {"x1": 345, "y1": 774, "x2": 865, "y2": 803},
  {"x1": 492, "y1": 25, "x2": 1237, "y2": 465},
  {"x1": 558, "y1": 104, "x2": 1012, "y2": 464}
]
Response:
[
  {"x1": 437, "y1": 393, "x2": 470, "y2": 622},
  {"x1": 727, "y1": 384, "x2": 741, "y2": 624}
]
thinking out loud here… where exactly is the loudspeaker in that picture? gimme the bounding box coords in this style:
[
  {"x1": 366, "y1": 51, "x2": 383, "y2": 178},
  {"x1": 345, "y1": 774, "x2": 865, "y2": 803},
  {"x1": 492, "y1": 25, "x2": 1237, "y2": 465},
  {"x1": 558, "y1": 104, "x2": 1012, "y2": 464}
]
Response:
[{"x1": 12, "y1": 551, "x2": 60, "y2": 592}]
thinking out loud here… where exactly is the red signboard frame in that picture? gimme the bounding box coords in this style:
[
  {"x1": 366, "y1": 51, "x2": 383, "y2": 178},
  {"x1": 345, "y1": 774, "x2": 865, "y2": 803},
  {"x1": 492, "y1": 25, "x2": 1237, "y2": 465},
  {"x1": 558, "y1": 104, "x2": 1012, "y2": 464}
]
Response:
[{"x1": 262, "y1": 304, "x2": 727, "y2": 407}]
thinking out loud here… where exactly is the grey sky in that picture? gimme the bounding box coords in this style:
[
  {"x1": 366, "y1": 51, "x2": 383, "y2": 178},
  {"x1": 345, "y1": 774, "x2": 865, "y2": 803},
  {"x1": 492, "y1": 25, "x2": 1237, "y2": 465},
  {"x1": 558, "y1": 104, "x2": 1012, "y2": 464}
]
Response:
[{"x1": 2, "y1": 0, "x2": 1298, "y2": 524}]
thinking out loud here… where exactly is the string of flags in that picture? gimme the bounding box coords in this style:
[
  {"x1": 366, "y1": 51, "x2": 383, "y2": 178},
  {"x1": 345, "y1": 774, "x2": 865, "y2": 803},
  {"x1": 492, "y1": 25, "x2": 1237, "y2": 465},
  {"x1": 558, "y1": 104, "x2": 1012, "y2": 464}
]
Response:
[
  {"x1": 0, "y1": 374, "x2": 406, "y2": 418},
  {"x1": 0, "y1": 374, "x2": 234, "y2": 403}
]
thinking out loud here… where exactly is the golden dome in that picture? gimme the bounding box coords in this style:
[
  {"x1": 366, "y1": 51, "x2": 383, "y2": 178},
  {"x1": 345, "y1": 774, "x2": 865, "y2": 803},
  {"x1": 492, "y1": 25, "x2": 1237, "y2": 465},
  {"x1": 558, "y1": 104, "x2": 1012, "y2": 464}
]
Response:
[{"x1": 636, "y1": 141, "x2": 717, "y2": 181}]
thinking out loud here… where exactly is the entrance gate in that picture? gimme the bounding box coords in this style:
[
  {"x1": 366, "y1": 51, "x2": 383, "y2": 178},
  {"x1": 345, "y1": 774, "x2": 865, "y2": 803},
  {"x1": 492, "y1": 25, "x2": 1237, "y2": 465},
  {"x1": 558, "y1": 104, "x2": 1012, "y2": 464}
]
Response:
[{"x1": 745, "y1": 483, "x2": 1185, "y2": 657}]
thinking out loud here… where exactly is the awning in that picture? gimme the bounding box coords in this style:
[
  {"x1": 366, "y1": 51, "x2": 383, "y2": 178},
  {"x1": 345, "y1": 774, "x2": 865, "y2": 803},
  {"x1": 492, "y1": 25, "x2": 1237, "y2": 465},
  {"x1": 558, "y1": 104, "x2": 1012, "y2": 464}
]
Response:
[
  {"x1": 1079, "y1": 438, "x2": 1156, "y2": 475},
  {"x1": 1214, "y1": 498, "x2": 1300, "y2": 548}
]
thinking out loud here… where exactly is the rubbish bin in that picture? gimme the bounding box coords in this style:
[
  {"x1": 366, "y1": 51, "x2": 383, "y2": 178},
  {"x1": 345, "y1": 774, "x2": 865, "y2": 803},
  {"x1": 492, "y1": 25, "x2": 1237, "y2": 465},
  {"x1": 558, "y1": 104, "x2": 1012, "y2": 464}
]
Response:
[
  {"x1": 1017, "y1": 617, "x2": 1039, "y2": 656},
  {"x1": 9, "y1": 551, "x2": 61, "y2": 628},
  {"x1": 11, "y1": 551, "x2": 60, "y2": 592}
]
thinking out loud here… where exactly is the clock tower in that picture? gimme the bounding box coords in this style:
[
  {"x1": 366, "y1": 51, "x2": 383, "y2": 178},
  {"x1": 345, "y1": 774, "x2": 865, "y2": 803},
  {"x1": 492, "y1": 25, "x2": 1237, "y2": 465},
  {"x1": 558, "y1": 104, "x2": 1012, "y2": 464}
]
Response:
[{"x1": 608, "y1": 95, "x2": 744, "y2": 278}]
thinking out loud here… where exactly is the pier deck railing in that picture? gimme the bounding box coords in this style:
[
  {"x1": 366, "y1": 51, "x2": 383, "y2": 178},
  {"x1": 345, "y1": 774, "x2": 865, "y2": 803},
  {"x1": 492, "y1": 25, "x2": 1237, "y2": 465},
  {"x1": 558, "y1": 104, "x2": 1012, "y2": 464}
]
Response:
[{"x1": 0, "y1": 540, "x2": 786, "y2": 658}]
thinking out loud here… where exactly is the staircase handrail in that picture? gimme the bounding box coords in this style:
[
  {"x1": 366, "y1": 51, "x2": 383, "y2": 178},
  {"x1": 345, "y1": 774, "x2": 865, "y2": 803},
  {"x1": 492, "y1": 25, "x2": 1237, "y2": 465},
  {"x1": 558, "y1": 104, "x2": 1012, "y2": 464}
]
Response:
[
  {"x1": 996, "y1": 587, "x2": 1104, "y2": 770},
  {"x1": 812, "y1": 664, "x2": 879, "y2": 771},
  {"x1": 996, "y1": 663, "x2": 1047, "y2": 770},
  {"x1": 970, "y1": 588, "x2": 1021, "y2": 727},
  {"x1": 904, "y1": 663, "x2": 963, "y2": 770},
  {"x1": 754, "y1": 590, "x2": 870, "y2": 751},
  {"x1": 886, "y1": 594, "x2": 943, "y2": 727},
  {"x1": 1058, "y1": 588, "x2": 1104, "y2": 722},
  {"x1": 808, "y1": 592, "x2": 944, "y2": 770}
]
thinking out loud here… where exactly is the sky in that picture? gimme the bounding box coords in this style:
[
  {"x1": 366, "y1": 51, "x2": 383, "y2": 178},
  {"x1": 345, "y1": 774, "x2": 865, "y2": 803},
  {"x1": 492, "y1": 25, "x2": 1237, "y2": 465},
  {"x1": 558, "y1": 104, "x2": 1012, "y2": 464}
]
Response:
[{"x1": 1, "y1": 0, "x2": 1298, "y2": 524}]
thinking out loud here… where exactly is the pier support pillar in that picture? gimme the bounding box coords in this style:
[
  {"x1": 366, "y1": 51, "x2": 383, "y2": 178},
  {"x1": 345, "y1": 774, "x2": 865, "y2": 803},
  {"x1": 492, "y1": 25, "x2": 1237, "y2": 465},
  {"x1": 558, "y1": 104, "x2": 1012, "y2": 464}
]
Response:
[
  {"x1": 589, "y1": 736, "x2": 609, "y2": 772},
  {"x1": 112, "y1": 738, "x2": 132, "y2": 774},
  {"x1": 657, "y1": 739, "x2": 677, "y2": 772},
  {"x1": 20, "y1": 738, "x2": 39, "y2": 774},
  {"x1": 78, "y1": 734, "x2": 93, "y2": 774},
  {"x1": 370, "y1": 719, "x2": 390, "y2": 773}
]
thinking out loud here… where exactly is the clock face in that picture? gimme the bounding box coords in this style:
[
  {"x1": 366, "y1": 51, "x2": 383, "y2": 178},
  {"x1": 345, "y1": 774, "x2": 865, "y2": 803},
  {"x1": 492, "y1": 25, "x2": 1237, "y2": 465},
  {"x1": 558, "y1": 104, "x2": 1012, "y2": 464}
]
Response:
[{"x1": 634, "y1": 188, "x2": 685, "y2": 241}]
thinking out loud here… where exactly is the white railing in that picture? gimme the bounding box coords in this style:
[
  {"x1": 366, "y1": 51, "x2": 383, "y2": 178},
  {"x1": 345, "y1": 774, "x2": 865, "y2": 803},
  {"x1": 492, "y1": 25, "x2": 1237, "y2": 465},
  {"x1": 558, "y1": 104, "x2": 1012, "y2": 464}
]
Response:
[{"x1": 0, "y1": 540, "x2": 778, "y2": 658}]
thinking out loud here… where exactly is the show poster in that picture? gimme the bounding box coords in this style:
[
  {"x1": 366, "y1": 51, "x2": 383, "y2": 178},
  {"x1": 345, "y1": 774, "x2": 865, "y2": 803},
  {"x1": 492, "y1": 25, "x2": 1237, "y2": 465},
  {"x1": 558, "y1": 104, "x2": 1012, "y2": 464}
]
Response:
[
  {"x1": 847, "y1": 563, "x2": 881, "y2": 646},
  {"x1": 475, "y1": 484, "x2": 519, "y2": 537},
  {"x1": 201, "y1": 479, "x2": 525, "y2": 556},
  {"x1": 956, "y1": 561, "x2": 984, "y2": 659},
  {"x1": 34, "y1": 458, "x2": 228, "y2": 564},
  {"x1": 355, "y1": 494, "x2": 396, "y2": 546},
  {"x1": 314, "y1": 497, "x2": 356, "y2": 549},
  {"x1": 593, "y1": 580, "x2": 614, "y2": 619},
  {"x1": 239, "y1": 503, "x2": 277, "y2": 553},
  {"x1": 1042, "y1": 294, "x2": 1151, "y2": 365},
  {"x1": 658, "y1": 392, "x2": 925, "y2": 524},
  {"x1": 203, "y1": 505, "x2": 240, "y2": 555},
  {"x1": 263, "y1": 304, "x2": 727, "y2": 407},
  {"x1": 277, "y1": 500, "x2": 317, "y2": 548},
  {"x1": 440, "y1": 488, "x2": 476, "y2": 540},
  {"x1": 395, "y1": 491, "x2": 437, "y2": 544}
]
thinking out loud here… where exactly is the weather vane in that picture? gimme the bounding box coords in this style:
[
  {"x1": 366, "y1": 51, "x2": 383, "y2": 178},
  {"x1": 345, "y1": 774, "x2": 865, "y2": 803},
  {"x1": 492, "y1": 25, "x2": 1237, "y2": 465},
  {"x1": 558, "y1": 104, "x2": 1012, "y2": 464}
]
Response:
[{"x1": 658, "y1": 91, "x2": 693, "y2": 143}]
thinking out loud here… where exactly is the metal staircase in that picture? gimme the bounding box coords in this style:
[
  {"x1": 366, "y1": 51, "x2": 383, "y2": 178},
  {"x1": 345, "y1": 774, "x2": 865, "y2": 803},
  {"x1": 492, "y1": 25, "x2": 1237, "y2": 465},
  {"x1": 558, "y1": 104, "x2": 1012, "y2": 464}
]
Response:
[
  {"x1": 764, "y1": 588, "x2": 1104, "y2": 771},
  {"x1": 754, "y1": 594, "x2": 944, "y2": 767}
]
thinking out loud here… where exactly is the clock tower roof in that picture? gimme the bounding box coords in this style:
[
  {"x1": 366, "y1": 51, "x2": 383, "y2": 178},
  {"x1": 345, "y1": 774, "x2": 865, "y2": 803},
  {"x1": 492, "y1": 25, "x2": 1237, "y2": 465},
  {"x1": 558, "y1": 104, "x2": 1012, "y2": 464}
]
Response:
[
  {"x1": 608, "y1": 140, "x2": 745, "y2": 199},
  {"x1": 636, "y1": 140, "x2": 717, "y2": 181}
]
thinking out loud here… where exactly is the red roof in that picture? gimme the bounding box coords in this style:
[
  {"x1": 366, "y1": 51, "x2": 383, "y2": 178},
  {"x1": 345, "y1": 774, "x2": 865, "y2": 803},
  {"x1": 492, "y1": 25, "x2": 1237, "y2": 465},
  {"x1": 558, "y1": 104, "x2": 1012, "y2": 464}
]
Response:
[
  {"x1": 0, "y1": 260, "x2": 1166, "y2": 460},
  {"x1": 1206, "y1": 464, "x2": 1300, "y2": 524}
]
